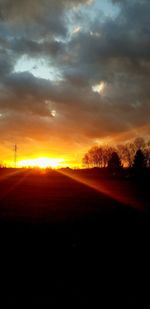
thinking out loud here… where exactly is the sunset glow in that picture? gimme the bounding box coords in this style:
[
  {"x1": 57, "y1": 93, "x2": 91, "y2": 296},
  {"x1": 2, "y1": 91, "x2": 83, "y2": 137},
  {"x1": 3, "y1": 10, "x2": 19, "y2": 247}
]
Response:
[{"x1": 18, "y1": 158, "x2": 65, "y2": 169}]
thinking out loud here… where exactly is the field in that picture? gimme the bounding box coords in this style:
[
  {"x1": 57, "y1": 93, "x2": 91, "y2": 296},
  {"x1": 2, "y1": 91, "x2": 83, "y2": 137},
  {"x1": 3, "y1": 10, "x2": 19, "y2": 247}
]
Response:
[{"x1": 0, "y1": 168, "x2": 150, "y2": 305}]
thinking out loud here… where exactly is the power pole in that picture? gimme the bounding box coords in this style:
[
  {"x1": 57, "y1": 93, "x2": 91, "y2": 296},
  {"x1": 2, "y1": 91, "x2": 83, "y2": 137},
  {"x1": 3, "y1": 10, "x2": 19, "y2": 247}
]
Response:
[{"x1": 14, "y1": 144, "x2": 17, "y2": 167}]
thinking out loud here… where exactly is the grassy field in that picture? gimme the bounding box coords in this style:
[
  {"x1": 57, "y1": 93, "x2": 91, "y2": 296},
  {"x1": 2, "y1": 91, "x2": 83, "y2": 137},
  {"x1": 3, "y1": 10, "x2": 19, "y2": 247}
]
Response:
[{"x1": 0, "y1": 168, "x2": 149, "y2": 305}]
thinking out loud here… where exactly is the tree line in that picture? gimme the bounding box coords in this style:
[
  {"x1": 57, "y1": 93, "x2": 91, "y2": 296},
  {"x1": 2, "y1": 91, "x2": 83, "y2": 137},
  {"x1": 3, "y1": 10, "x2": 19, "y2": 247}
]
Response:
[{"x1": 82, "y1": 137, "x2": 150, "y2": 169}]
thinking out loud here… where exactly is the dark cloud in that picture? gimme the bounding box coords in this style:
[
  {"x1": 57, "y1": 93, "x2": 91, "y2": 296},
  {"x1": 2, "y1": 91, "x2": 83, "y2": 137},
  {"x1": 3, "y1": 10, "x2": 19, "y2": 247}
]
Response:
[
  {"x1": 11, "y1": 38, "x2": 63, "y2": 57},
  {"x1": 0, "y1": 0, "x2": 90, "y2": 38}
]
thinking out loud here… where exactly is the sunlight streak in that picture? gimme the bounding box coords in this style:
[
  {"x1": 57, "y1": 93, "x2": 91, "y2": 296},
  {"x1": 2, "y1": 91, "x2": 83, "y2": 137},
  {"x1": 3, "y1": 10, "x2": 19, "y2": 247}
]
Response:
[
  {"x1": 0, "y1": 169, "x2": 23, "y2": 182},
  {"x1": 0, "y1": 169, "x2": 32, "y2": 200},
  {"x1": 58, "y1": 169, "x2": 142, "y2": 210}
]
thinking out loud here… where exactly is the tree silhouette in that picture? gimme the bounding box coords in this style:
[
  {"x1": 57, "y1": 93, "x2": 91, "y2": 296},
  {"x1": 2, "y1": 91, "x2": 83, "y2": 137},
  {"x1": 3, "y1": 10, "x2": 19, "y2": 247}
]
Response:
[
  {"x1": 117, "y1": 144, "x2": 132, "y2": 167},
  {"x1": 108, "y1": 152, "x2": 122, "y2": 171},
  {"x1": 82, "y1": 153, "x2": 90, "y2": 168},
  {"x1": 82, "y1": 145, "x2": 116, "y2": 168},
  {"x1": 133, "y1": 149, "x2": 147, "y2": 169},
  {"x1": 82, "y1": 137, "x2": 150, "y2": 170}
]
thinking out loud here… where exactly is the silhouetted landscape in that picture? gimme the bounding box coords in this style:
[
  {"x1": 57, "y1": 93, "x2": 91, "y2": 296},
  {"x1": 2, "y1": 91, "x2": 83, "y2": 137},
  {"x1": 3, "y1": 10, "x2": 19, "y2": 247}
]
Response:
[
  {"x1": 0, "y1": 0, "x2": 150, "y2": 305},
  {"x1": 0, "y1": 160, "x2": 150, "y2": 305}
]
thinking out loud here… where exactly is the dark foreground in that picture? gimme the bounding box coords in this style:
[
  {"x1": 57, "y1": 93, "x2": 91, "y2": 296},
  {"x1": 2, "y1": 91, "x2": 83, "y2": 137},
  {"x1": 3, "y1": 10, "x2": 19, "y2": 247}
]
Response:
[{"x1": 0, "y1": 168, "x2": 150, "y2": 305}]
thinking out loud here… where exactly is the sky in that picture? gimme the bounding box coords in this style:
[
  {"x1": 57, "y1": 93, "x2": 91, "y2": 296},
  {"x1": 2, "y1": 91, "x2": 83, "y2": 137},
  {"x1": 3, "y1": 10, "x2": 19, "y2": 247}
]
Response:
[{"x1": 0, "y1": 0, "x2": 149, "y2": 166}]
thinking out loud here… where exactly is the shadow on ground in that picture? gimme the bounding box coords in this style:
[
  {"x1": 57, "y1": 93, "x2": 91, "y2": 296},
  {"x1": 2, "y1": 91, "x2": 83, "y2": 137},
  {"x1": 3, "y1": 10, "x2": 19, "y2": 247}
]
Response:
[{"x1": 0, "y1": 169, "x2": 149, "y2": 305}]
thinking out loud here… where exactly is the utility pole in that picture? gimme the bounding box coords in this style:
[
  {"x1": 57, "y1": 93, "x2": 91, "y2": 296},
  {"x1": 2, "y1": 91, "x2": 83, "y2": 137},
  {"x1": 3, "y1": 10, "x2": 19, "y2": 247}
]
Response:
[{"x1": 14, "y1": 144, "x2": 17, "y2": 167}]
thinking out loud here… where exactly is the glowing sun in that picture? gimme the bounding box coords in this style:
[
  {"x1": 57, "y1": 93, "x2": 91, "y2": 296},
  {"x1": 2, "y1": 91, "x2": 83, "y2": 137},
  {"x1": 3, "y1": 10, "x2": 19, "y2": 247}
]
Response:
[{"x1": 18, "y1": 157, "x2": 64, "y2": 169}]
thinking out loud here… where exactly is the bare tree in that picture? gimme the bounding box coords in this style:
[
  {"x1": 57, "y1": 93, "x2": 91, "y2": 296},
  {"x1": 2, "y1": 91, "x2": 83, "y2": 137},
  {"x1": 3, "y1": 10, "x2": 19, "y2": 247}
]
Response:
[
  {"x1": 82, "y1": 153, "x2": 90, "y2": 168},
  {"x1": 126, "y1": 143, "x2": 136, "y2": 167},
  {"x1": 117, "y1": 144, "x2": 129, "y2": 167},
  {"x1": 102, "y1": 146, "x2": 116, "y2": 167}
]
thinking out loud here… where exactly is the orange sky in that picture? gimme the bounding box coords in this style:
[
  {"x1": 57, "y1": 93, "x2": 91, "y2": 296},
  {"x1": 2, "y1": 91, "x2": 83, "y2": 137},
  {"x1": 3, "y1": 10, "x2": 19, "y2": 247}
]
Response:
[{"x1": 1, "y1": 123, "x2": 149, "y2": 168}]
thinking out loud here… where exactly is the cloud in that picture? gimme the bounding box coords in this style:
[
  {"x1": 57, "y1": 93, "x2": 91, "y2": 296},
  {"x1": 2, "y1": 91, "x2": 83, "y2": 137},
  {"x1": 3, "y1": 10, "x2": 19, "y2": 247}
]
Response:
[{"x1": 0, "y1": 0, "x2": 90, "y2": 37}]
